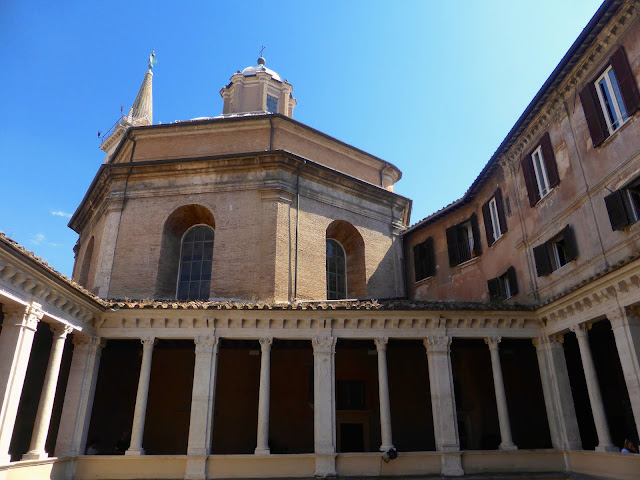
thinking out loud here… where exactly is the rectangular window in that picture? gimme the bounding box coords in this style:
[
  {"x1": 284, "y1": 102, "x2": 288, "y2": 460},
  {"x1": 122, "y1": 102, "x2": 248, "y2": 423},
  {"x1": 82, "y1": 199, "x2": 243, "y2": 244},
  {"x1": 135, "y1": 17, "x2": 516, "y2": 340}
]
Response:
[
  {"x1": 533, "y1": 225, "x2": 578, "y2": 277},
  {"x1": 446, "y1": 213, "x2": 482, "y2": 267},
  {"x1": 521, "y1": 132, "x2": 559, "y2": 207},
  {"x1": 488, "y1": 266, "x2": 518, "y2": 301},
  {"x1": 267, "y1": 95, "x2": 278, "y2": 113},
  {"x1": 604, "y1": 177, "x2": 640, "y2": 230},
  {"x1": 413, "y1": 237, "x2": 435, "y2": 282},
  {"x1": 482, "y1": 188, "x2": 508, "y2": 246},
  {"x1": 595, "y1": 66, "x2": 628, "y2": 134},
  {"x1": 580, "y1": 46, "x2": 640, "y2": 147}
]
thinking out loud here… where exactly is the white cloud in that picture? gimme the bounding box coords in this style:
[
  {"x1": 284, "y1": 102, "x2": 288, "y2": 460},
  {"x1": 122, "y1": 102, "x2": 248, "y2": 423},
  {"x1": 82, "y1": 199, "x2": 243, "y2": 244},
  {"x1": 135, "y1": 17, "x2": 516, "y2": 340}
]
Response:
[
  {"x1": 51, "y1": 210, "x2": 72, "y2": 218},
  {"x1": 30, "y1": 233, "x2": 62, "y2": 248}
]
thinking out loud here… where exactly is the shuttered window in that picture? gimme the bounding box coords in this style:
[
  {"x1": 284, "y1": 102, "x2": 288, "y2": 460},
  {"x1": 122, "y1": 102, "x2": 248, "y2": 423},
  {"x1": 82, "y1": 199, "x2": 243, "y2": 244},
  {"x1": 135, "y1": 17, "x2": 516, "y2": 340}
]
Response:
[
  {"x1": 580, "y1": 46, "x2": 640, "y2": 147},
  {"x1": 413, "y1": 237, "x2": 435, "y2": 282},
  {"x1": 604, "y1": 179, "x2": 640, "y2": 230},
  {"x1": 488, "y1": 266, "x2": 519, "y2": 301},
  {"x1": 482, "y1": 188, "x2": 508, "y2": 246},
  {"x1": 521, "y1": 132, "x2": 560, "y2": 207},
  {"x1": 446, "y1": 213, "x2": 482, "y2": 267},
  {"x1": 533, "y1": 225, "x2": 578, "y2": 277}
]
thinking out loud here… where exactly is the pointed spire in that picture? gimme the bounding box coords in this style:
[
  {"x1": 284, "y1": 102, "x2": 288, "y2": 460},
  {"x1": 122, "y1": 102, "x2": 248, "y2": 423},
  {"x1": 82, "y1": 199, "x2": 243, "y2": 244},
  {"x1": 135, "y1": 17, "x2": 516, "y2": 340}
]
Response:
[{"x1": 128, "y1": 51, "x2": 155, "y2": 126}]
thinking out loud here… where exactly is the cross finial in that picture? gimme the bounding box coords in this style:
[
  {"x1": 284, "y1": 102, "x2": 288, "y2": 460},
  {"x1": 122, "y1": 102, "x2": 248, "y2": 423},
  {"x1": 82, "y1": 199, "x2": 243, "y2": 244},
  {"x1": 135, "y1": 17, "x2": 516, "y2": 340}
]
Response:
[
  {"x1": 259, "y1": 45, "x2": 265, "y2": 57},
  {"x1": 148, "y1": 49, "x2": 157, "y2": 70}
]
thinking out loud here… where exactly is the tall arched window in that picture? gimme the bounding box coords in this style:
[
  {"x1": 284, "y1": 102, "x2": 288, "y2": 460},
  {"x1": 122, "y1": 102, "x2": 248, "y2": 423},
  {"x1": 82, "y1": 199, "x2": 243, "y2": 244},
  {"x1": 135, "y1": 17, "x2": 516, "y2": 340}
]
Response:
[
  {"x1": 177, "y1": 224, "x2": 214, "y2": 300},
  {"x1": 326, "y1": 239, "x2": 346, "y2": 300}
]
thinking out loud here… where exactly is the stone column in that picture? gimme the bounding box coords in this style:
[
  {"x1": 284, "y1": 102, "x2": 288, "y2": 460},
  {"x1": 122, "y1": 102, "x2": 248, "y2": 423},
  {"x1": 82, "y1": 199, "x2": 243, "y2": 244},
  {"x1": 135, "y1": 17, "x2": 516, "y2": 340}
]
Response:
[
  {"x1": 374, "y1": 337, "x2": 394, "y2": 452},
  {"x1": 55, "y1": 335, "x2": 104, "y2": 457},
  {"x1": 485, "y1": 337, "x2": 517, "y2": 450},
  {"x1": 126, "y1": 337, "x2": 156, "y2": 456},
  {"x1": 255, "y1": 338, "x2": 272, "y2": 455},
  {"x1": 0, "y1": 303, "x2": 43, "y2": 464},
  {"x1": 424, "y1": 335, "x2": 464, "y2": 477},
  {"x1": 186, "y1": 335, "x2": 219, "y2": 480},
  {"x1": 312, "y1": 336, "x2": 337, "y2": 477},
  {"x1": 23, "y1": 324, "x2": 73, "y2": 460},
  {"x1": 608, "y1": 308, "x2": 640, "y2": 440},
  {"x1": 532, "y1": 335, "x2": 581, "y2": 450},
  {"x1": 570, "y1": 324, "x2": 617, "y2": 452}
]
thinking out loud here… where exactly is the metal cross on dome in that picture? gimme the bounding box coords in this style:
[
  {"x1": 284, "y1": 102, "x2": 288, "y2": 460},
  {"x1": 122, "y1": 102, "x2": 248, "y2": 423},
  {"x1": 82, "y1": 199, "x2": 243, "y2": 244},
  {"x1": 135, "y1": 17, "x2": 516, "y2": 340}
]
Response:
[
  {"x1": 148, "y1": 49, "x2": 157, "y2": 70},
  {"x1": 259, "y1": 45, "x2": 265, "y2": 57}
]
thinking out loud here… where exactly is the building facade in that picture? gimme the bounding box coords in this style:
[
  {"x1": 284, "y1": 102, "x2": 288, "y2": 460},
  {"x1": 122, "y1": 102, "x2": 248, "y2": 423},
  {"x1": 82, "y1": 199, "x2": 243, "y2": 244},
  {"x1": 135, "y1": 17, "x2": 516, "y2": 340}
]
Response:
[{"x1": 1, "y1": 1, "x2": 640, "y2": 479}]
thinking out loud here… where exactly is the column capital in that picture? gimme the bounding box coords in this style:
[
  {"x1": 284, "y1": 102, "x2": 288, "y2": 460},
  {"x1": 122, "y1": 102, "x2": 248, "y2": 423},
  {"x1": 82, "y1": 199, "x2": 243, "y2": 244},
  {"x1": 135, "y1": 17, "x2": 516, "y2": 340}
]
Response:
[
  {"x1": 49, "y1": 323, "x2": 74, "y2": 339},
  {"x1": 3, "y1": 303, "x2": 44, "y2": 330},
  {"x1": 312, "y1": 336, "x2": 336, "y2": 354},
  {"x1": 424, "y1": 335, "x2": 451, "y2": 353},
  {"x1": 194, "y1": 335, "x2": 219, "y2": 354},
  {"x1": 72, "y1": 334, "x2": 104, "y2": 353},
  {"x1": 259, "y1": 337, "x2": 273, "y2": 351},
  {"x1": 140, "y1": 337, "x2": 156, "y2": 350},
  {"x1": 374, "y1": 337, "x2": 388, "y2": 352},
  {"x1": 569, "y1": 323, "x2": 591, "y2": 338},
  {"x1": 485, "y1": 336, "x2": 502, "y2": 350},
  {"x1": 532, "y1": 334, "x2": 564, "y2": 348}
]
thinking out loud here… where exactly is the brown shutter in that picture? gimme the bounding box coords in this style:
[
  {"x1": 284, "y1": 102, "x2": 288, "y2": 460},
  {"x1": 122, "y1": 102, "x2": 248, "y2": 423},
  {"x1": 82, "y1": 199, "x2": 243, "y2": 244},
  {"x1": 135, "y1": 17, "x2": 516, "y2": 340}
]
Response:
[
  {"x1": 563, "y1": 225, "x2": 579, "y2": 262},
  {"x1": 506, "y1": 266, "x2": 518, "y2": 296},
  {"x1": 488, "y1": 277, "x2": 501, "y2": 301},
  {"x1": 533, "y1": 243, "x2": 552, "y2": 277},
  {"x1": 470, "y1": 213, "x2": 482, "y2": 255},
  {"x1": 610, "y1": 46, "x2": 640, "y2": 115},
  {"x1": 605, "y1": 189, "x2": 631, "y2": 231},
  {"x1": 446, "y1": 226, "x2": 460, "y2": 267},
  {"x1": 580, "y1": 83, "x2": 609, "y2": 147},
  {"x1": 413, "y1": 243, "x2": 425, "y2": 281},
  {"x1": 425, "y1": 237, "x2": 436, "y2": 277},
  {"x1": 482, "y1": 201, "x2": 494, "y2": 246},
  {"x1": 540, "y1": 132, "x2": 560, "y2": 188},
  {"x1": 495, "y1": 187, "x2": 508, "y2": 234},
  {"x1": 521, "y1": 154, "x2": 540, "y2": 207}
]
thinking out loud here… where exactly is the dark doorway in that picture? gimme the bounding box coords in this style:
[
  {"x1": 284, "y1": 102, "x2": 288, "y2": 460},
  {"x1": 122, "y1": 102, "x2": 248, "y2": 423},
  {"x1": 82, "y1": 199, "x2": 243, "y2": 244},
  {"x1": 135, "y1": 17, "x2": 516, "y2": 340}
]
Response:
[
  {"x1": 451, "y1": 338, "x2": 500, "y2": 450},
  {"x1": 340, "y1": 423, "x2": 365, "y2": 452},
  {"x1": 335, "y1": 339, "x2": 380, "y2": 452}
]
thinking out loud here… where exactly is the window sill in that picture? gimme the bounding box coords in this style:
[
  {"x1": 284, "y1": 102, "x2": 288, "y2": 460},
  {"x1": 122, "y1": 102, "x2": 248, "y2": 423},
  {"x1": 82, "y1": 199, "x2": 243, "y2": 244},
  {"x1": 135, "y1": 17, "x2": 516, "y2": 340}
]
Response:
[
  {"x1": 454, "y1": 255, "x2": 480, "y2": 270},
  {"x1": 489, "y1": 231, "x2": 508, "y2": 248},
  {"x1": 597, "y1": 114, "x2": 635, "y2": 149},
  {"x1": 414, "y1": 275, "x2": 434, "y2": 287},
  {"x1": 534, "y1": 186, "x2": 557, "y2": 208}
]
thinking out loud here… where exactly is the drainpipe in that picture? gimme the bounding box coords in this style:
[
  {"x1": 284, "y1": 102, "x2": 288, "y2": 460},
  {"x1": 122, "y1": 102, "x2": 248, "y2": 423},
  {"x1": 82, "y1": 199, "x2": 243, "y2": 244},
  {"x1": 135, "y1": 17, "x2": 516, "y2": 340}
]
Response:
[{"x1": 268, "y1": 116, "x2": 274, "y2": 151}]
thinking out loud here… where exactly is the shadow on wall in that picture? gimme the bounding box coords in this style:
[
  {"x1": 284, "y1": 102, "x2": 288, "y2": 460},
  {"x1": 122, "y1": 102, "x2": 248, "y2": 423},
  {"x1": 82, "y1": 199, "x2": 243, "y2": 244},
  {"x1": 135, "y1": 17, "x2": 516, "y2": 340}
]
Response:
[{"x1": 155, "y1": 204, "x2": 216, "y2": 299}]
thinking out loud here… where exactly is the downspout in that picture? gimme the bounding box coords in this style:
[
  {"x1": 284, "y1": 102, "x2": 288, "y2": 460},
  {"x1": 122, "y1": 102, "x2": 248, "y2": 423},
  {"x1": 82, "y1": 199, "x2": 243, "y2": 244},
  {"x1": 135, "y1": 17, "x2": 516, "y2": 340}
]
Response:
[
  {"x1": 269, "y1": 116, "x2": 275, "y2": 151},
  {"x1": 293, "y1": 159, "x2": 306, "y2": 301}
]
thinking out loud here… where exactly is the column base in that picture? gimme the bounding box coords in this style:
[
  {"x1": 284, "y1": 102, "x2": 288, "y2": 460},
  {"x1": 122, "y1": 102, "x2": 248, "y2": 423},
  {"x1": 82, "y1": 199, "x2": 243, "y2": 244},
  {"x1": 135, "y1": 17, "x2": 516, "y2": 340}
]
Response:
[
  {"x1": 441, "y1": 452, "x2": 464, "y2": 476},
  {"x1": 254, "y1": 447, "x2": 270, "y2": 455},
  {"x1": 125, "y1": 448, "x2": 145, "y2": 456},
  {"x1": 499, "y1": 442, "x2": 518, "y2": 451},
  {"x1": 596, "y1": 444, "x2": 620, "y2": 453},
  {"x1": 314, "y1": 454, "x2": 337, "y2": 477},
  {"x1": 0, "y1": 453, "x2": 11, "y2": 465},
  {"x1": 379, "y1": 444, "x2": 395, "y2": 452},
  {"x1": 21, "y1": 450, "x2": 48, "y2": 461},
  {"x1": 185, "y1": 456, "x2": 207, "y2": 480}
]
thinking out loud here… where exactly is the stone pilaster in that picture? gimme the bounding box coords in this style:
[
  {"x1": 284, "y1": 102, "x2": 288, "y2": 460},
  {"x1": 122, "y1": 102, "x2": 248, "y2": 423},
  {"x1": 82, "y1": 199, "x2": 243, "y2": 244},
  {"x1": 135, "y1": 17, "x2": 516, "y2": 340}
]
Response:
[
  {"x1": 312, "y1": 336, "x2": 337, "y2": 477},
  {"x1": 374, "y1": 337, "x2": 394, "y2": 452},
  {"x1": 23, "y1": 323, "x2": 73, "y2": 460},
  {"x1": 55, "y1": 335, "x2": 104, "y2": 457},
  {"x1": 0, "y1": 303, "x2": 43, "y2": 463},
  {"x1": 424, "y1": 335, "x2": 463, "y2": 477},
  {"x1": 570, "y1": 324, "x2": 617, "y2": 452},
  {"x1": 532, "y1": 335, "x2": 581, "y2": 450},
  {"x1": 608, "y1": 308, "x2": 640, "y2": 440},
  {"x1": 186, "y1": 335, "x2": 219, "y2": 480},
  {"x1": 126, "y1": 337, "x2": 156, "y2": 456},
  {"x1": 255, "y1": 337, "x2": 272, "y2": 455},
  {"x1": 485, "y1": 337, "x2": 517, "y2": 451}
]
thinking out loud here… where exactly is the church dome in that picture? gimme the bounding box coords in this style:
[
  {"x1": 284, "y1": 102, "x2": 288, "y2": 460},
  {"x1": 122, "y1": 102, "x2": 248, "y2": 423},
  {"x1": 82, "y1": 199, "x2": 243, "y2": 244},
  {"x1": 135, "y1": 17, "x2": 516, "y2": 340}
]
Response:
[{"x1": 241, "y1": 58, "x2": 282, "y2": 82}]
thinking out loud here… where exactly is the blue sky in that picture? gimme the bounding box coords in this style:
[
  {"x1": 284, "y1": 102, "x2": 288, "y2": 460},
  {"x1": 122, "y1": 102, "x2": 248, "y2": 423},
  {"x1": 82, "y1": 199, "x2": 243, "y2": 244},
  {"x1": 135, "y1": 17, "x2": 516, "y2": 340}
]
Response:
[{"x1": 0, "y1": 1, "x2": 603, "y2": 278}]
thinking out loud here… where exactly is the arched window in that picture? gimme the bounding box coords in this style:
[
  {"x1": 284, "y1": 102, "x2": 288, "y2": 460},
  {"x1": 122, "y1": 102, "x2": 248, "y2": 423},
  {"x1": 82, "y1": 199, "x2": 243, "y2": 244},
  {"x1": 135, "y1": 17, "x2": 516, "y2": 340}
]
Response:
[
  {"x1": 326, "y1": 239, "x2": 346, "y2": 300},
  {"x1": 177, "y1": 225, "x2": 214, "y2": 300}
]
